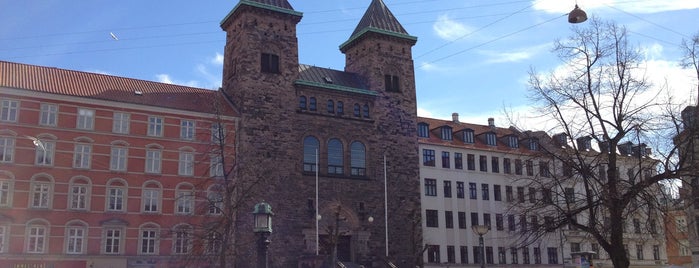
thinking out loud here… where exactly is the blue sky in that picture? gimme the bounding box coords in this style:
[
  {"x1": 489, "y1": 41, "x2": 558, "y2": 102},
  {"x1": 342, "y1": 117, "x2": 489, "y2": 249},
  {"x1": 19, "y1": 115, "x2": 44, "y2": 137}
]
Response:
[{"x1": 1, "y1": 0, "x2": 698, "y2": 127}]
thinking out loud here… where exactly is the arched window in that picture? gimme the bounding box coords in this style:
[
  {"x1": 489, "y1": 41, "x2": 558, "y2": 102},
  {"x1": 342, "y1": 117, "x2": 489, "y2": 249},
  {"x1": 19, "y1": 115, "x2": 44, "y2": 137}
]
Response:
[
  {"x1": 68, "y1": 176, "x2": 91, "y2": 211},
  {"x1": 138, "y1": 223, "x2": 160, "y2": 255},
  {"x1": 327, "y1": 139, "x2": 344, "y2": 175},
  {"x1": 362, "y1": 104, "x2": 370, "y2": 118},
  {"x1": 299, "y1": 96, "x2": 307, "y2": 110},
  {"x1": 172, "y1": 224, "x2": 192, "y2": 254},
  {"x1": 0, "y1": 171, "x2": 14, "y2": 208},
  {"x1": 25, "y1": 219, "x2": 49, "y2": 253},
  {"x1": 350, "y1": 142, "x2": 366, "y2": 176},
  {"x1": 34, "y1": 134, "x2": 56, "y2": 166},
  {"x1": 142, "y1": 181, "x2": 162, "y2": 213},
  {"x1": 353, "y1": 104, "x2": 361, "y2": 117},
  {"x1": 30, "y1": 174, "x2": 54, "y2": 209},
  {"x1": 309, "y1": 97, "x2": 317, "y2": 111},
  {"x1": 303, "y1": 136, "x2": 319, "y2": 172},
  {"x1": 337, "y1": 101, "x2": 344, "y2": 115},
  {"x1": 106, "y1": 178, "x2": 127, "y2": 212},
  {"x1": 207, "y1": 184, "x2": 223, "y2": 215},
  {"x1": 65, "y1": 220, "x2": 88, "y2": 254},
  {"x1": 327, "y1": 100, "x2": 334, "y2": 113},
  {"x1": 175, "y1": 183, "x2": 195, "y2": 215}
]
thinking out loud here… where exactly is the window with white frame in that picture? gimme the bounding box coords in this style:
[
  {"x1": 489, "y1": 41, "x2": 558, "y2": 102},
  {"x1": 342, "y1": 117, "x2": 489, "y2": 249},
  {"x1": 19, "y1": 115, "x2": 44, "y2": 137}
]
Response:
[
  {"x1": 173, "y1": 225, "x2": 191, "y2": 254},
  {"x1": 76, "y1": 108, "x2": 95, "y2": 130},
  {"x1": 0, "y1": 180, "x2": 11, "y2": 207},
  {"x1": 26, "y1": 224, "x2": 47, "y2": 253},
  {"x1": 106, "y1": 180, "x2": 126, "y2": 212},
  {"x1": 210, "y1": 154, "x2": 224, "y2": 177},
  {"x1": 0, "y1": 225, "x2": 6, "y2": 253},
  {"x1": 0, "y1": 99, "x2": 19, "y2": 122},
  {"x1": 207, "y1": 231, "x2": 222, "y2": 254},
  {"x1": 145, "y1": 148, "x2": 162, "y2": 173},
  {"x1": 69, "y1": 178, "x2": 90, "y2": 210},
  {"x1": 73, "y1": 143, "x2": 92, "y2": 169},
  {"x1": 211, "y1": 123, "x2": 223, "y2": 144},
  {"x1": 178, "y1": 151, "x2": 194, "y2": 176},
  {"x1": 39, "y1": 103, "x2": 58, "y2": 126},
  {"x1": 139, "y1": 226, "x2": 158, "y2": 254},
  {"x1": 112, "y1": 112, "x2": 130, "y2": 134},
  {"x1": 110, "y1": 146, "x2": 127, "y2": 171},
  {"x1": 180, "y1": 120, "x2": 195, "y2": 140},
  {"x1": 463, "y1": 129, "x2": 474, "y2": 143},
  {"x1": 208, "y1": 186, "x2": 223, "y2": 215},
  {"x1": 66, "y1": 224, "x2": 86, "y2": 254},
  {"x1": 175, "y1": 188, "x2": 194, "y2": 214},
  {"x1": 31, "y1": 180, "x2": 51, "y2": 208},
  {"x1": 0, "y1": 136, "x2": 14, "y2": 163},
  {"x1": 147, "y1": 116, "x2": 164, "y2": 137},
  {"x1": 35, "y1": 140, "x2": 55, "y2": 166},
  {"x1": 103, "y1": 227, "x2": 122, "y2": 254},
  {"x1": 486, "y1": 133, "x2": 497, "y2": 146},
  {"x1": 142, "y1": 187, "x2": 160, "y2": 213}
]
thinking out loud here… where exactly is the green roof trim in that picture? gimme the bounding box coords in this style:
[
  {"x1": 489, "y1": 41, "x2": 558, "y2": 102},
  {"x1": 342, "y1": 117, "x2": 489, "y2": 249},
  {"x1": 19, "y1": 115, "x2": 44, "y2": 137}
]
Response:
[
  {"x1": 294, "y1": 80, "x2": 378, "y2": 96},
  {"x1": 220, "y1": 1, "x2": 303, "y2": 26},
  {"x1": 340, "y1": 27, "x2": 417, "y2": 51}
]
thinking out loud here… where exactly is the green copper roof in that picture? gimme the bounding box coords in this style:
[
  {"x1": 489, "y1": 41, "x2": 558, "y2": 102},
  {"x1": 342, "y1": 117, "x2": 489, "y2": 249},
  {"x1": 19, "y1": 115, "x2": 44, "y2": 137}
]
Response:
[
  {"x1": 221, "y1": 0, "x2": 302, "y2": 26},
  {"x1": 340, "y1": 0, "x2": 416, "y2": 51}
]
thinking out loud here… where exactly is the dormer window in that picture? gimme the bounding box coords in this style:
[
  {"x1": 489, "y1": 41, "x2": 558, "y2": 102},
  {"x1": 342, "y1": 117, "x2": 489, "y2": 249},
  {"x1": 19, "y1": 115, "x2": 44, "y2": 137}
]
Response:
[
  {"x1": 384, "y1": 75, "x2": 400, "y2": 92},
  {"x1": 261, "y1": 53, "x2": 280, "y2": 73},
  {"x1": 418, "y1": 123, "x2": 429, "y2": 138},
  {"x1": 463, "y1": 130, "x2": 474, "y2": 144},
  {"x1": 529, "y1": 138, "x2": 539, "y2": 151},
  {"x1": 440, "y1": 126, "x2": 452, "y2": 141},
  {"x1": 508, "y1": 136, "x2": 518, "y2": 148},
  {"x1": 486, "y1": 133, "x2": 497, "y2": 146}
]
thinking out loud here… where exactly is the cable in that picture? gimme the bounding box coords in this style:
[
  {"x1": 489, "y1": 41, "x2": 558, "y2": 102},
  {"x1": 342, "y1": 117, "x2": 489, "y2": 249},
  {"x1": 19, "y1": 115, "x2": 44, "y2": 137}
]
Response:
[{"x1": 602, "y1": 3, "x2": 690, "y2": 39}]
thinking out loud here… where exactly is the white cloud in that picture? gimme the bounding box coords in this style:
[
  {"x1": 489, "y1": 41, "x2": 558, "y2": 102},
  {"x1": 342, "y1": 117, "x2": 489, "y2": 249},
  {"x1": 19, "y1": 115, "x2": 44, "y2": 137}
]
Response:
[
  {"x1": 432, "y1": 14, "x2": 474, "y2": 41},
  {"x1": 532, "y1": 0, "x2": 699, "y2": 14},
  {"x1": 155, "y1": 74, "x2": 200, "y2": 88},
  {"x1": 85, "y1": 69, "x2": 112, "y2": 75},
  {"x1": 211, "y1": 52, "x2": 224, "y2": 65}
]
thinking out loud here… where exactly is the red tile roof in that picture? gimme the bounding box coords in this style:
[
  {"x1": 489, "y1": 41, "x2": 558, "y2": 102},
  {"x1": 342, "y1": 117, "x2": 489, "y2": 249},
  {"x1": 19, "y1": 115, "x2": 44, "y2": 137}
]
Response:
[{"x1": 0, "y1": 61, "x2": 236, "y2": 115}]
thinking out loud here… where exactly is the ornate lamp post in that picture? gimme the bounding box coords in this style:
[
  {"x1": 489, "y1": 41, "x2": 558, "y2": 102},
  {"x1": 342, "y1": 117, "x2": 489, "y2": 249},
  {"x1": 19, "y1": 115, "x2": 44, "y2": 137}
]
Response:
[
  {"x1": 253, "y1": 202, "x2": 274, "y2": 268},
  {"x1": 471, "y1": 225, "x2": 489, "y2": 268}
]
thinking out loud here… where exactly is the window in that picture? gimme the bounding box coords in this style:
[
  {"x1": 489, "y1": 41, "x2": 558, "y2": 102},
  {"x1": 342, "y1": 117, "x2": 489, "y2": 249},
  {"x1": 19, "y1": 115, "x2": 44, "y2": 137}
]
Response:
[
  {"x1": 526, "y1": 160, "x2": 534, "y2": 176},
  {"x1": 547, "y1": 247, "x2": 558, "y2": 264},
  {"x1": 427, "y1": 245, "x2": 440, "y2": 263},
  {"x1": 350, "y1": 142, "x2": 366, "y2": 176},
  {"x1": 73, "y1": 143, "x2": 91, "y2": 169},
  {"x1": 441, "y1": 127, "x2": 452, "y2": 140},
  {"x1": 426, "y1": 210, "x2": 439, "y2": 227},
  {"x1": 310, "y1": 98, "x2": 317, "y2": 111},
  {"x1": 211, "y1": 123, "x2": 223, "y2": 144},
  {"x1": 140, "y1": 226, "x2": 159, "y2": 254},
  {"x1": 534, "y1": 247, "x2": 542, "y2": 264},
  {"x1": 442, "y1": 151, "x2": 450, "y2": 168},
  {"x1": 327, "y1": 100, "x2": 334, "y2": 113},
  {"x1": 261, "y1": 53, "x2": 280, "y2": 73},
  {"x1": 503, "y1": 158, "x2": 511, "y2": 174},
  {"x1": 676, "y1": 216, "x2": 688, "y2": 232},
  {"x1": 178, "y1": 151, "x2": 194, "y2": 176},
  {"x1": 26, "y1": 223, "x2": 47, "y2": 253},
  {"x1": 455, "y1": 153, "x2": 463, "y2": 169},
  {"x1": 0, "y1": 225, "x2": 6, "y2": 253},
  {"x1": 517, "y1": 187, "x2": 525, "y2": 203},
  {"x1": 106, "y1": 179, "x2": 126, "y2": 212},
  {"x1": 491, "y1": 157, "x2": 499, "y2": 173},
  {"x1": 496, "y1": 214, "x2": 504, "y2": 230},
  {"x1": 337, "y1": 101, "x2": 344, "y2": 114},
  {"x1": 113, "y1": 112, "x2": 130, "y2": 134},
  {"x1": 66, "y1": 223, "x2": 86, "y2": 254},
  {"x1": 508, "y1": 215, "x2": 516, "y2": 231},
  {"x1": 384, "y1": 74, "x2": 400, "y2": 92},
  {"x1": 69, "y1": 178, "x2": 89, "y2": 210},
  {"x1": 463, "y1": 130, "x2": 474, "y2": 143},
  {"x1": 467, "y1": 154, "x2": 475, "y2": 170},
  {"x1": 210, "y1": 154, "x2": 224, "y2": 177},
  {"x1": 633, "y1": 218, "x2": 641, "y2": 233},
  {"x1": 469, "y1": 183, "x2": 477, "y2": 199},
  {"x1": 423, "y1": 149, "x2": 435, "y2": 166},
  {"x1": 523, "y1": 247, "x2": 530, "y2": 264},
  {"x1": 636, "y1": 244, "x2": 644, "y2": 260},
  {"x1": 0, "y1": 136, "x2": 14, "y2": 163},
  {"x1": 104, "y1": 228, "x2": 122, "y2": 254},
  {"x1": 473, "y1": 246, "x2": 482, "y2": 265},
  {"x1": 570, "y1": 242, "x2": 581, "y2": 253},
  {"x1": 0, "y1": 99, "x2": 19, "y2": 122},
  {"x1": 444, "y1": 181, "x2": 452, "y2": 198},
  {"x1": 362, "y1": 104, "x2": 370, "y2": 118},
  {"x1": 142, "y1": 183, "x2": 161, "y2": 213},
  {"x1": 147, "y1": 116, "x2": 164, "y2": 137},
  {"x1": 511, "y1": 247, "x2": 519, "y2": 264},
  {"x1": 479, "y1": 155, "x2": 488, "y2": 172},
  {"x1": 424, "y1": 179, "x2": 437, "y2": 196},
  {"x1": 520, "y1": 215, "x2": 527, "y2": 231},
  {"x1": 299, "y1": 96, "x2": 307, "y2": 110},
  {"x1": 445, "y1": 211, "x2": 454, "y2": 228},
  {"x1": 460, "y1": 246, "x2": 469, "y2": 264},
  {"x1": 528, "y1": 187, "x2": 536, "y2": 203},
  {"x1": 208, "y1": 186, "x2": 223, "y2": 215},
  {"x1": 545, "y1": 216, "x2": 554, "y2": 232},
  {"x1": 207, "y1": 231, "x2": 222, "y2": 254},
  {"x1": 508, "y1": 136, "x2": 518, "y2": 148},
  {"x1": 352, "y1": 103, "x2": 359, "y2": 117},
  {"x1": 482, "y1": 184, "x2": 489, "y2": 200},
  {"x1": 175, "y1": 185, "x2": 194, "y2": 214},
  {"x1": 417, "y1": 123, "x2": 429, "y2": 138},
  {"x1": 145, "y1": 148, "x2": 162, "y2": 173},
  {"x1": 498, "y1": 247, "x2": 506, "y2": 264},
  {"x1": 486, "y1": 246, "x2": 494, "y2": 264},
  {"x1": 110, "y1": 146, "x2": 128, "y2": 171},
  {"x1": 494, "y1": 185, "x2": 501, "y2": 201},
  {"x1": 447, "y1": 245, "x2": 456, "y2": 263},
  {"x1": 39, "y1": 103, "x2": 57, "y2": 126},
  {"x1": 303, "y1": 136, "x2": 319, "y2": 172},
  {"x1": 505, "y1": 186, "x2": 513, "y2": 202},
  {"x1": 327, "y1": 139, "x2": 344, "y2": 175},
  {"x1": 456, "y1": 182, "x2": 464, "y2": 198},
  {"x1": 515, "y1": 159, "x2": 523, "y2": 175},
  {"x1": 471, "y1": 213, "x2": 479, "y2": 226},
  {"x1": 486, "y1": 133, "x2": 497, "y2": 146},
  {"x1": 0, "y1": 180, "x2": 11, "y2": 207},
  {"x1": 539, "y1": 161, "x2": 550, "y2": 177},
  {"x1": 76, "y1": 108, "x2": 94, "y2": 130},
  {"x1": 543, "y1": 189, "x2": 553, "y2": 204},
  {"x1": 529, "y1": 138, "x2": 539, "y2": 150},
  {"x1": 565, "y1": 188, "x2": 575, "y2": 203},
  {"x1": 483, "y1": 213, "x2": 491, "y2": 229},
  {"x1": 458, "y1": 212, "x2": 467, "y2": 229},
  {"x1": 35, "y1": 140, "x2": 55, "y2": 166},
  {"x1": 173, "y1": 225, "x2": 192, "y2": 254},
  {"x1": 179, "y1": 120, "x2": 195, "y2": 140},
  {"x1": 653, "y1": 245, "x2": 660, "y2": 260},
  {"x1": 31, "y1": 179, "x2": 51, "y2": 208}
]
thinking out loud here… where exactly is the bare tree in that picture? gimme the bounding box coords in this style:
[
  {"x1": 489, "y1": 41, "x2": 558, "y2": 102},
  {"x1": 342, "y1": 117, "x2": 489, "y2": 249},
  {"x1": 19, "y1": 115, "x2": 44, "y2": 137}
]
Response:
[{"x1": 518, "y1": 18, "x2": 697, "y2": 268}]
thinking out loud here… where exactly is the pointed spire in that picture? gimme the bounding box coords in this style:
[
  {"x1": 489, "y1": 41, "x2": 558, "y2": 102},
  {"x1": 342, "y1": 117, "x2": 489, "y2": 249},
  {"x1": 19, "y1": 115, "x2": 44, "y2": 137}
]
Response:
[{"x1": 340, "y1": 0, "x2": 416, "y2": 52}]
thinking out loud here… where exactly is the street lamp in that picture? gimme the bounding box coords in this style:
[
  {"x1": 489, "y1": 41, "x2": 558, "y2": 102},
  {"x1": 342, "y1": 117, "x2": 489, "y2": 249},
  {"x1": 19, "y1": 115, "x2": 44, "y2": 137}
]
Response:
[
  {"x1": 568, "y1": 4, "x2": 588, "y2": 24},
  {"x1": 471, "y1": 225, "x2": 489, "y2": 268},
  {"x1": 253, "y1": 202, "x2": 274, "y2": 268}
]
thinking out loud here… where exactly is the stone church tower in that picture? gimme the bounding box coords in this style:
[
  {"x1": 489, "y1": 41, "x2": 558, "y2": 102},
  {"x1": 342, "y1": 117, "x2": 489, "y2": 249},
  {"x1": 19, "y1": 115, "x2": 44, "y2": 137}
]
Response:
[{"x1": 220, "y1": 0, "x2": 421, "y2": 266}]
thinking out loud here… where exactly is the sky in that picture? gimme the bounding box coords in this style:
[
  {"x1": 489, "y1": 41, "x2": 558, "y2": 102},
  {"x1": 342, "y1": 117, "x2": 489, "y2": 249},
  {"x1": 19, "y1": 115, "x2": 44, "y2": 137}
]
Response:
[{"x1": 1, "y1": 0, "x2": 698, "y2": 129}]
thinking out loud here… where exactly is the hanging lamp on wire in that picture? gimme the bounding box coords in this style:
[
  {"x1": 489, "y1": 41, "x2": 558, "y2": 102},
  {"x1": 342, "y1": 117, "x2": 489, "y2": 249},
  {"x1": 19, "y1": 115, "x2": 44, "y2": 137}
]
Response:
[{"x1": 568, "y1": 1, "x2": 588, "y2": 23}]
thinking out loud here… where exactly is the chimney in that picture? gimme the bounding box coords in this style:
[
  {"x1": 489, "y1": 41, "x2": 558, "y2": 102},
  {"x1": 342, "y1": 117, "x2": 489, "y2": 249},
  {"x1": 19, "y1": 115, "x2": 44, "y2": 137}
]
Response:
[
  {"x1": 645, "y1": 147, "x2": 652, "y2": 156},
  {"x1": 452, "y1": 113, "x2": 459, "y2": 123},
  {"x1": 488, "y1": 118, "x2": 495, "y2": 127}
]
